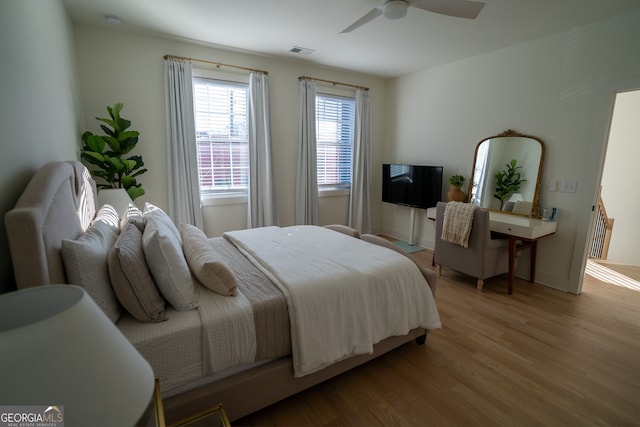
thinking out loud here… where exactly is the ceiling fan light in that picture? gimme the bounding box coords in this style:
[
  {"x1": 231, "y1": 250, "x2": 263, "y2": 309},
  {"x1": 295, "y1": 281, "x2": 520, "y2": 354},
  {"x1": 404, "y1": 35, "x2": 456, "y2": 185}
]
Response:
[{"x1": 383, "y1": 1, "x2": 408, "y2": 20}]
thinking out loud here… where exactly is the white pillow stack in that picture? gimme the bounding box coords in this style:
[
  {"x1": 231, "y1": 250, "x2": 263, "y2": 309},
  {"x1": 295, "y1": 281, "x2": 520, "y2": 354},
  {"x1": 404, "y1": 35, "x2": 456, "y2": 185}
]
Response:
[{"x1": 61, "y1": 201, "x2": 241, "y2": 323}]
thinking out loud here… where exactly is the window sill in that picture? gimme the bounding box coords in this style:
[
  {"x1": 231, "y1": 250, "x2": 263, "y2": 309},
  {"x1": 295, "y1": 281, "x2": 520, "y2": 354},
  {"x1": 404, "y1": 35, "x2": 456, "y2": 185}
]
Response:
[
  {"x1": 201, "y1": 188, "x2": 349, "y2": 206},
  {"x1": 319, "y1": 187, "x2": 350, "y2": 198},
  {"x1": 201, "y1": 193, "x2": 248, "y2": 206}
]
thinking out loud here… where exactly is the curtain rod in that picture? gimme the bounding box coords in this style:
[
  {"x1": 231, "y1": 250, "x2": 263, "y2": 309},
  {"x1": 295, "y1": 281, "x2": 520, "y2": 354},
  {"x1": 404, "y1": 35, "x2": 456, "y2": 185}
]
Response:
[
  {"x1": 299, "y1": 76, "x2": 369, "y2": 91},
  {"x1": 163, "y1": 54, "x2": 268, "y2": 75}
]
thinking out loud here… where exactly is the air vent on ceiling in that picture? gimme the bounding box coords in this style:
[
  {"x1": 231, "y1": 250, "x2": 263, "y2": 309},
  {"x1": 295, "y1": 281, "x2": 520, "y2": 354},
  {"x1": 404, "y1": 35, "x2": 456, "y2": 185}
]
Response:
[
  {"x1": 290, "y1": 46, "x2": 315, "y2": 56},
  {"x1": 104, "y1": 15, "x2": 123, "y2": 25}
]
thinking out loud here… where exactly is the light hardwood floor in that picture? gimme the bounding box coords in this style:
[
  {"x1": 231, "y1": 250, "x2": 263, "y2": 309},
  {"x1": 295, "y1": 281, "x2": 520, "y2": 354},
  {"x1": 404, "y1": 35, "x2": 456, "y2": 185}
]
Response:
[{"x1": 236, "y1": 250, "x2": 640, "y2": 426}]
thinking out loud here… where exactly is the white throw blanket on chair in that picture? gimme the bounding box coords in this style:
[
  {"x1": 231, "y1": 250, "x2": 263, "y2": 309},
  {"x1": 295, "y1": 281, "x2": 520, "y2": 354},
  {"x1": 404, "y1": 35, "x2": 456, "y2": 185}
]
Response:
[{"x1": 441, "y1": 202, "x2": 477, "y2": 247}]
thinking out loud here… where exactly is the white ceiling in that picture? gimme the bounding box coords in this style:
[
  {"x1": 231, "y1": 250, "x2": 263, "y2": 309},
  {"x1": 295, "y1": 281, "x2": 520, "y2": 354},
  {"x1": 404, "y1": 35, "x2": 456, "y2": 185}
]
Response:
[{"x1": 63, "y1": 0, "x2": 640, "y2": 78}]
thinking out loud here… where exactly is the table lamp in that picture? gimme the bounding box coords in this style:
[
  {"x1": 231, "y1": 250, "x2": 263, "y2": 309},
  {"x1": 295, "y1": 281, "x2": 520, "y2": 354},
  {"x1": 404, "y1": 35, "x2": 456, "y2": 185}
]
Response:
[{"x1": 0, "y1": 285, "x2": 155, "y2": 427}]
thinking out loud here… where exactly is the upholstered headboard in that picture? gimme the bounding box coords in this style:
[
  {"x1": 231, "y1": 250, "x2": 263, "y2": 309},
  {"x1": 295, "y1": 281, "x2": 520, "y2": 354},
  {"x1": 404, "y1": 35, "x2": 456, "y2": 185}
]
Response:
[{"x1": 5, "y1": 161, "x2": 97, "y2": 289}]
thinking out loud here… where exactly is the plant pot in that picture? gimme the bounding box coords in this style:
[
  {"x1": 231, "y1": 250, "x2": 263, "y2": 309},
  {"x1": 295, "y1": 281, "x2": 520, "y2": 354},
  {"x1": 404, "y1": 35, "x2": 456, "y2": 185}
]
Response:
[{"x1": 447, "y1": 185, "x2": 465, "y2": 202}]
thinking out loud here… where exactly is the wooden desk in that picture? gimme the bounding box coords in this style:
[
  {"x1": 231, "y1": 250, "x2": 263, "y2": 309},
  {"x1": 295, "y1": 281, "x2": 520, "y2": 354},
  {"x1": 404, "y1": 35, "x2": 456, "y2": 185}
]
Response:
[
  {"x1": 494, "y1": 233, "x2": 549, "y2": 294},
  {"x1": 428, "y1": 208, "x2": 557, "y2": 293},
  {"x1": 489, "y1": 212, "x2": 557, "y2": 294}
]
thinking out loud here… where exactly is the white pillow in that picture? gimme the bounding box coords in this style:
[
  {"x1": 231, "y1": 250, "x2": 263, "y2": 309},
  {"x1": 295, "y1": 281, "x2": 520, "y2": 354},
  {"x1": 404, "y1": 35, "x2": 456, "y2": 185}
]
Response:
[
  {"x1": 61, "y1": 220, "x2": 121, "y2": 322},
  {"x1": 143, "y1": 202, "x2": 180, "y2": 241},
  {"x1": 142, "y1": 208, "x2": 198, "y2": 311},
  {"x1": 180, "y1": 223, "x2": 237, "y2": 296},
  {"x1": 120, "y1": 203, "x2": 145, "y2": 232},
  {"x1": 109, "y1": 222, "x2": 167, "y2": 322},
  {"x1": 92, "y1": 203, "x2": 120, "y2": 231}
]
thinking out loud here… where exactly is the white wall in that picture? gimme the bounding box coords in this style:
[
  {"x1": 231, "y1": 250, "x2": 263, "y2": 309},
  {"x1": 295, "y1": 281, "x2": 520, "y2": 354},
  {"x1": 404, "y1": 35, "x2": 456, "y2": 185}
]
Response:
[
  {"x1": 73, "y1": 24, "x2": 388, "y2": 237},
  {"x1": 384, "y1": 9, "x2": 640, "y2": 293},
  {"x1": 600, "y1": 90, "x2": 640, "y2": 265},
  {"x1": 0, "y1": 0, "x2": 82, "y2": 292}
]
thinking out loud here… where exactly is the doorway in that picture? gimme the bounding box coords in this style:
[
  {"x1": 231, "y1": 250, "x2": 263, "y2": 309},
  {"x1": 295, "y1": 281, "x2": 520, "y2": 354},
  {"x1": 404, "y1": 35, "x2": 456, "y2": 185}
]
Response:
[{"x1": 584, "y1": 89, "x2": 640, "y2": 290}]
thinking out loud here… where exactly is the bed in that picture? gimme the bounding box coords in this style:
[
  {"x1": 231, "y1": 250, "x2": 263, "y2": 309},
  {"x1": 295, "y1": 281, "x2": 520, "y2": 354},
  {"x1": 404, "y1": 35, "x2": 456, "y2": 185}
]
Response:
[{"x1": 4, "y1": 160, "x2": 441, "y2": 423}]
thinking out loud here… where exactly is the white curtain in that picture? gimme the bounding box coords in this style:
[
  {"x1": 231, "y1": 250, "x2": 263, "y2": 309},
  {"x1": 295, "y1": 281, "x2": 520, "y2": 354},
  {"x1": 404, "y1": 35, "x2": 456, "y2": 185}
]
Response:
[
  {"x1": 248, "y1": 72, "x2": 278, "y2": 228},
  {"x1": 164, "y1": 58, "x2": 204, "y2": 228},
  {"x1": 295, "y1": 79, "x2": 319, "y2": 225},
  {"x1": 348, "y1": 89, "x2": 371, "y2": 233}
]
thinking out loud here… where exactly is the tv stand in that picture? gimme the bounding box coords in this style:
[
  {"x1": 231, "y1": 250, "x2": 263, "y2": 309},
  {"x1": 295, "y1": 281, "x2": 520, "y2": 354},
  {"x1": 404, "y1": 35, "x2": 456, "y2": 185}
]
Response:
[
  {"x1": 408, "y1": 207, "x2": 419, "y2": 245},
  {"x1": 401, "y1": 207, "x2": 424, "y2": 253}
]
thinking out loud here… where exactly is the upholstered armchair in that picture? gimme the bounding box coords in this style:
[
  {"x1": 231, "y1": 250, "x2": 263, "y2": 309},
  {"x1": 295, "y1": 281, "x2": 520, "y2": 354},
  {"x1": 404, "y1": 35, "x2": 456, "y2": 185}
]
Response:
[{"x1": 434, "y1": 202, "x2": 509, "y2": 291}]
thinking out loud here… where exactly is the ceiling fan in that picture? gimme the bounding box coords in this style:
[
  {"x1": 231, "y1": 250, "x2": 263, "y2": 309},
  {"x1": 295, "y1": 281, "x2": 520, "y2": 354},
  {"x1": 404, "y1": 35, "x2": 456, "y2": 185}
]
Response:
[{"x1": 340, "y1": 0, "x2": 486, "y2": 33}]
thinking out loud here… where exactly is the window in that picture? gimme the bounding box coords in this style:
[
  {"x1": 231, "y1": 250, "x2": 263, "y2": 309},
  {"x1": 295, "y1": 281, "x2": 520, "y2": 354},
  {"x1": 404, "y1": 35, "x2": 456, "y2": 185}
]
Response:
[
  {"x1": 315, "y1": 94, "x2": 355, "y2": 188},
  {"x1": 193, "y1": 77, "x2": 249, "y2": 195}
]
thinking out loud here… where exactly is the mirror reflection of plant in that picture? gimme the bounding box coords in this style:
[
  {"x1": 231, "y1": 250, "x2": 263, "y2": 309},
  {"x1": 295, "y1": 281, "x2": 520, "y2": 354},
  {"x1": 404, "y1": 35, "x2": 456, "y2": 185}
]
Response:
[
  {"x1": 494, "y1": 159, "x2": 525, "y2": 207},
  {"x1": 81, "y1": 103, "x2": 147, "y2": 201}
]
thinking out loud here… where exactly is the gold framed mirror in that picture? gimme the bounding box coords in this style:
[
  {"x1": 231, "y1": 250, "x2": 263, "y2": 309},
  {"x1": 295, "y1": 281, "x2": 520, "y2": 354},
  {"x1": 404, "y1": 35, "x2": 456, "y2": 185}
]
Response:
[{"x1": 466, "y1": 130, "x2": 544, "y2": 218}]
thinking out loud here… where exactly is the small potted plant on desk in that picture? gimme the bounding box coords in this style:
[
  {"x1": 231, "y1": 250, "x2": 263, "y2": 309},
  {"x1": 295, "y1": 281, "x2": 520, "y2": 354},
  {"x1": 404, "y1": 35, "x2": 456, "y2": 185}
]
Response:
[{"x1": 447, "y1": 174, "x2": 466, "y2": 202}]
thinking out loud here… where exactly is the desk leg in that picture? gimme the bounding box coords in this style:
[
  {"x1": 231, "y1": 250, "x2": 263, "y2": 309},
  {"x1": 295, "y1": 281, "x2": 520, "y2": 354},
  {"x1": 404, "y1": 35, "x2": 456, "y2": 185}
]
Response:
[
  {"x1": 507, "y1": 237, "x2": 538, "y2": 294},
  {"x1": 529, "y1": 240, "x2": 537, "y2": 283},
  {"x1": 508, "y1": 237, "x2": 517, "y2": 295}
]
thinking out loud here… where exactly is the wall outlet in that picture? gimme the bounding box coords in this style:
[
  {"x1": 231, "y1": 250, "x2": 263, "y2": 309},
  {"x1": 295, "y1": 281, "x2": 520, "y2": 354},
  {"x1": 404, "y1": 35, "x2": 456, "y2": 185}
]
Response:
[
  {"x1": 561, "y1": 179, "x2": 578, "y2": 193},
  {"x1": 549, "y1": 179, "x2": 557, "y2": 191}
]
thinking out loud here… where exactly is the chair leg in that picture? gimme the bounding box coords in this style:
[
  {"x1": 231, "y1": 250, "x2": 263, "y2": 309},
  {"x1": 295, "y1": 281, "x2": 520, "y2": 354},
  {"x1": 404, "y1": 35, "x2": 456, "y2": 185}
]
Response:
[
  {"x1": 476, "y1": 279, "x2": 484, "y2": 291},
  {"x1": 436, "y1": 265, "x2": 441, "y2": 276}
]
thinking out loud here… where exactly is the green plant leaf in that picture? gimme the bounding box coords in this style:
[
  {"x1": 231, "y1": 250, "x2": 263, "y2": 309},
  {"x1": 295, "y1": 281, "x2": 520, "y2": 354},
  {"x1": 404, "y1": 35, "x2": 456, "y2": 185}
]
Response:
[
  {"x1": 121, "y1": 175, "x2": 136, "y2": 188},
  {"x1": 118, "y1": 130, "x2": 139, "y2": 141},
  {"x1": 103, "y1": 135, "x2": 121, "y2": 152},
  {"x1": 127, "y1": 186, "x2": 145, "y2": 201},
  {"x1": 131, "y1": 168, "x2": 148, "y2": 178},
  {"x1": 97, "y1": 118, "x2": 117, "y2": 132},
  {"x1": 108, "y1": 157, "x2": 125, "y2": 171},
  {"x1": 123, "y1": 159, "x2": 137, "y2": 172},
  {"x1": 119, "y1": 135, "x2": 139, "y2": 154},
  {"x1": 83, "y1": 134, "x2": 105, "y2": 153},
  {"x1": 127, "y1": 155, "x2": 144, "y2": 169},
  {"x1": 81, "y1": 151, "x2": 105, "y2": 164},
  {"x1": 116, "y1": 117, "x2": 131, "y2": 131},
  {"x1": 111, "y1": 102, "x2": 123, "y2": 118}
]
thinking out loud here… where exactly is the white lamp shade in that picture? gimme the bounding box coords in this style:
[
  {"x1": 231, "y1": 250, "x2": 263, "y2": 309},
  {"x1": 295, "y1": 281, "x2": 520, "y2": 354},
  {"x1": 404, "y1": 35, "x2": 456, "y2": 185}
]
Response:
[
  {"x1": 0, "y1": 285, "x2": 154, "y2": 427},
  {"x1": 97, "y1": 188, "x2": 134, "y2": 217},
  {"x1": 507, "y1": 193, "x2": 524, "y2": 202}
]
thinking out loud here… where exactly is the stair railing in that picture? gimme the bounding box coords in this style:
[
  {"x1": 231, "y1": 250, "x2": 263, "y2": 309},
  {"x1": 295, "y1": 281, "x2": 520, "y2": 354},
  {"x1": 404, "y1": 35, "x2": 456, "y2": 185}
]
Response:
[{"x1": 589, "y1": 191, "x2": 614, "y2": 259}]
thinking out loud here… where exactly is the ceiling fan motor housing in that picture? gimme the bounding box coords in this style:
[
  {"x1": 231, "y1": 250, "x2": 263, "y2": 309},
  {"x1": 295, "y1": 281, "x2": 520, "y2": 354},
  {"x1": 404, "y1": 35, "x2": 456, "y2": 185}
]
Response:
[{"x1": 383, "y1": 1, "x2": 408, "y2": 19}]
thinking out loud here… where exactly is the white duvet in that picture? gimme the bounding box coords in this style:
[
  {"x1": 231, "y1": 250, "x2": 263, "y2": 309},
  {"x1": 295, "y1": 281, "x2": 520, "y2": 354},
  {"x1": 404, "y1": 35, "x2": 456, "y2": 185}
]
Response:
[{"x1": 224, "y1": 226, "x2": 441, "y2": 377}]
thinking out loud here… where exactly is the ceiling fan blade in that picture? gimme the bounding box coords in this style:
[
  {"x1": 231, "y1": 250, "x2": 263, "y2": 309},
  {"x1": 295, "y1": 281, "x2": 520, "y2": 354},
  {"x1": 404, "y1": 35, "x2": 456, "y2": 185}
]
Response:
[
  {"x1": 411, "y1": 0, "x2": 485, "y2": 20},
  {"x1": 340, "y1": 7, "x2": 383, "y2": 34}
]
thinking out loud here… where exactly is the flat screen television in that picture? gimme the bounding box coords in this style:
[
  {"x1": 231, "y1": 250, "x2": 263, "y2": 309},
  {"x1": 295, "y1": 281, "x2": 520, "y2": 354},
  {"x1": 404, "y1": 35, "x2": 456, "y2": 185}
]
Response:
[{"x1": 382, "y1": 164, "x2": 443, "y2": 210}]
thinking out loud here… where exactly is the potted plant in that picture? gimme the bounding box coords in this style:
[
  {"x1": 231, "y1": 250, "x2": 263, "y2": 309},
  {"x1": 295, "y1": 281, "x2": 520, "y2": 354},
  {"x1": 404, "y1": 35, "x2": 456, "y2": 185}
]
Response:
[
  {"x1": 494, "y1": 159, "x2": 526, "y2": 209},
  {"x1": 80, "y1": 103, "x2": 147, "y2": 201},
  {"x1": 447, "y1": 174, "x2": 466, "y2": 202}
]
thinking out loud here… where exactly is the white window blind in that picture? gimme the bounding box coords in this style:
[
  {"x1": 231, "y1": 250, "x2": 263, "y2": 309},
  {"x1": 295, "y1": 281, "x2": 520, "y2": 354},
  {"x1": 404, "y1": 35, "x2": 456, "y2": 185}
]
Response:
[
  {"x1": 316, "y1": 94, "x2": 355, "y2": 187},
  {"x1": 193, "y1": 77, "x2": 249, "y2": 194}
]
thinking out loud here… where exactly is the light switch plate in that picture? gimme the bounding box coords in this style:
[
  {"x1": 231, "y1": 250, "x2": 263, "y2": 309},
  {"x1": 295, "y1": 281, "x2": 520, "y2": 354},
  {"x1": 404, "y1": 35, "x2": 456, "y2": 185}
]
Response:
[{"x1": 561, "y1": 180, "x2": 577, "y2": 193}]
